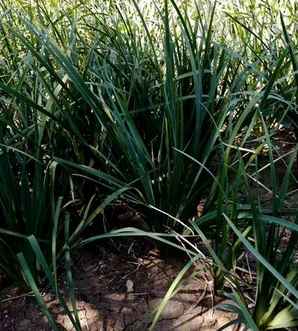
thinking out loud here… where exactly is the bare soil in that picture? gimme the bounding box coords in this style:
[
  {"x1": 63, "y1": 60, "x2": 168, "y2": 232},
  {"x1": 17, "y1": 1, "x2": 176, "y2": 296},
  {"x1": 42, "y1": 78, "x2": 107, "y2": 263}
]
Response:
[{"x1": 0, "y1": 241, "x2": 240, "y2": 331}]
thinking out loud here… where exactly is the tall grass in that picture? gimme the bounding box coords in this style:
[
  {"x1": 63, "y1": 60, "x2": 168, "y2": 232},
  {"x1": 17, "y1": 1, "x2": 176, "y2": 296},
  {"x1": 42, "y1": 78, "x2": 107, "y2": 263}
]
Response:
[{"x1": 0, "y1": 0, "x2": 297, "y2": 330}]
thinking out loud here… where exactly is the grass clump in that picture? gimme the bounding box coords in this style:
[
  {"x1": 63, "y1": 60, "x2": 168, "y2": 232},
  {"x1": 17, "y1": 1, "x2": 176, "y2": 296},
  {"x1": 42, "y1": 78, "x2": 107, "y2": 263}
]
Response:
[{"x1": 0, "y1": 0, "x2": 297, "y2": 330}]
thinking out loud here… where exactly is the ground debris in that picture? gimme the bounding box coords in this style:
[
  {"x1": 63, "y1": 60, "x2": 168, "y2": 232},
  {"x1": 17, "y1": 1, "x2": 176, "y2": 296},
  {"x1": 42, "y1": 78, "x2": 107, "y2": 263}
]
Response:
[{"x1": 0, "y1": 244, "x2": 241, "y2": 331}]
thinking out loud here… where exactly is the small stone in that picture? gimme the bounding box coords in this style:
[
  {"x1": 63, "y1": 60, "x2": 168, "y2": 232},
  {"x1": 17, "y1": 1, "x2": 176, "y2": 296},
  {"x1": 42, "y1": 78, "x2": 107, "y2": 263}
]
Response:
[{"x1": 126, "y1": 279, "x2": 134, "y2": 293}]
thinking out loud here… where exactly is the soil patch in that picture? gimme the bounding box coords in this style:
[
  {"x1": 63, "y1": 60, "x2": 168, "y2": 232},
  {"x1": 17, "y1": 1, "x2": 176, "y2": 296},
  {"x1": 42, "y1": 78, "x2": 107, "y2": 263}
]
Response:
[{"x1": 0, "y1": 241, "x2": 241, "y2": 331}]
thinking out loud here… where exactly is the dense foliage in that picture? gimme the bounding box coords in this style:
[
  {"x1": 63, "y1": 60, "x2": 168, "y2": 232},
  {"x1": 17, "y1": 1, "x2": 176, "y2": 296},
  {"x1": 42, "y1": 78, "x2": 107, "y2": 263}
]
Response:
[{"x1": 0, "y1": 0, "x2": 297, "y2": 329}]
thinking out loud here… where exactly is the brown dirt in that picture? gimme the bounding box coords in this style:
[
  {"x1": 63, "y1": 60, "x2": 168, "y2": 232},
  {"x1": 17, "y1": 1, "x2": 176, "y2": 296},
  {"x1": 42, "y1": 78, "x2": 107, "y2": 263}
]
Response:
[{"x1": 0, "y1": 242, "x2": 241, "y2": 331}]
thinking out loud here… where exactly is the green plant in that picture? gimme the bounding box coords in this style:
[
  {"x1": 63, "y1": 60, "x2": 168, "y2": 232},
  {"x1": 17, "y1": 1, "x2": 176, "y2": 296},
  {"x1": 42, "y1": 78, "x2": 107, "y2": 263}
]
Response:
[
  {"x1": 18, "y1": 199, "x2": 82, "y2": 331},
  {"x1": 0, "y1": 2, "x2": 105, "y2": 282},
  {"x1": 0, "y1": 148, "x2": 54, "y2": 281},
  {"x1": 219, "y1": 117, "x2": 298, "y2": 330},
  {"x1": 42, "y1": 0, "x2": 253, "y2": 233},
  {"x1": 0, "y1": 1, "x2": 298, "y2": 331}
]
